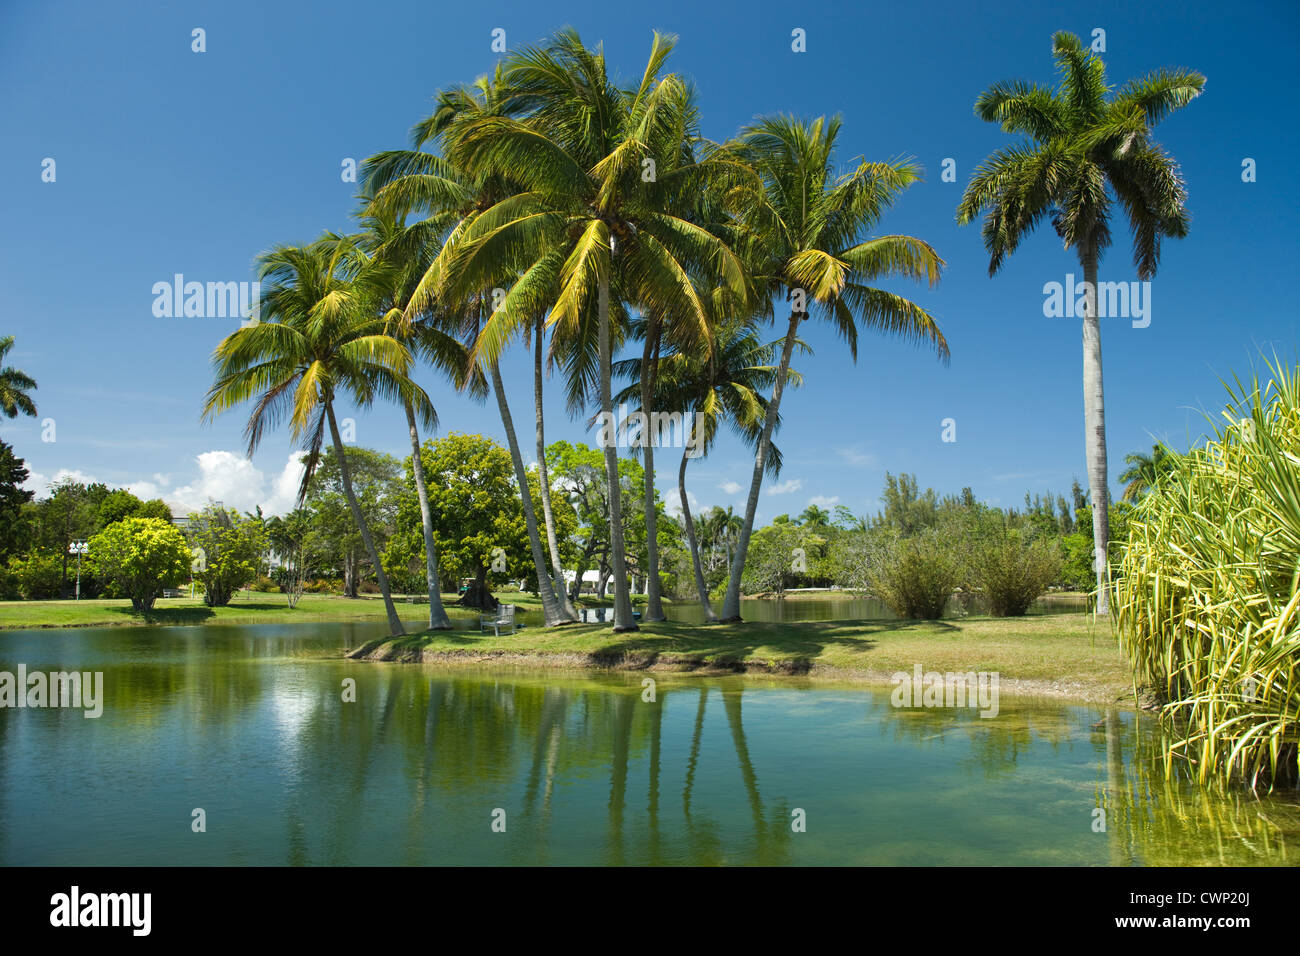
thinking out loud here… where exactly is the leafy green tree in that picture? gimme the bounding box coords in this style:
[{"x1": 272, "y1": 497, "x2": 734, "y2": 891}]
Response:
[
  {"x1": 0, "y1": 440, "x2": 33, "y2": 561},
  {"x1": 305, "y1": 446, "x2": 402, "y2": 598},
  {"x1": 741, "y1": 521, "x2": 814, "y2": 598},
  {"x1": 384, "y1": 433, "x2": 528, "y2": 608},
  {"x1": 87, "y1": 517, "x2": 191, "y2": 611},
  {"x1": 875, "y1": 472, "x2": 939, "y2": 535},
  {"x1": 266, "y1": 508, "x2": 323, "y2": 608},
  {"x1": 957, "y1": 32, "x2": 1204, "y2": 614},
  {"x1": 97, "y1": 489, "x2": 146, "y2": 528},
  {"x1": 4, "y1": 552, "x2": 62, "y2": 599},
  {"x1": 187, "y1": 506, "x2": 269, "y2": 607},
  {"x1": 29, "y1": 479, "x2": 109, "y2": 596}
]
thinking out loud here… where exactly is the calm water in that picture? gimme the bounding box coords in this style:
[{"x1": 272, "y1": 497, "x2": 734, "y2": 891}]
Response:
[{"x1": 1, "y1": 622, "x2": 1296, "y2": 866}]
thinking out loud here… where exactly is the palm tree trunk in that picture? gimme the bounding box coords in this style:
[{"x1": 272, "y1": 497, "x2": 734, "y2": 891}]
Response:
[
  {"x1": 532, "y1": 315, "x2": 578, "y2": 620},
  {"x1": 598, "y1": 270, "x2": 637, "y2": 632},
  {"x1": 679, "y1": 442, "x2": 717, "y2": 622},
  {"x1": 489, "y1": 359, "x2": 567, "y2": 626},
  {"x1": 640, "y1": 322, "x2": 666, "y2": 621},
  {"x1": 1081, "y1": 244, "x2": 1111, "y2": 616},
  {"x1": 325, "y1": 402, "x2": 404, "y2": 637},
  {"x1": 403, "y1": 399, "x2": 451, "y2": 630},
  {"x1": 720, "y1": 311, "x2": 801, "y2": 621}
]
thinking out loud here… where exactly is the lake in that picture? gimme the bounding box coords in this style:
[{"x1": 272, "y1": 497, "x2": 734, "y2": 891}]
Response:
[{"x1": 1, "y1": 622, "x2": 1296, "y2": 865}]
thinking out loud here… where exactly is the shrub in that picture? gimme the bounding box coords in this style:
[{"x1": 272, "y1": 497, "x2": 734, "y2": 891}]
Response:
[
  {"x1": 859, "y1": 528, "x2": 961, "y2": 619},
  {"x1": 1115, "y1": 359, "x2": 1300, "y2": 787},
  {"x1": 249, "y1": 575, "x2": 279, "y2": 593},
  {"x1": 87, "y1": 518, "x2": 191, "y2": 612},
  {"x1": 6, "y1": 551, "x2": 64, "y2": 599},
  {"x1": 187, "y1": 507, "x2": 267, "y2": 607},
  {"x1": 969, "y1": 528, "x2": 1062, "y2": 616}
]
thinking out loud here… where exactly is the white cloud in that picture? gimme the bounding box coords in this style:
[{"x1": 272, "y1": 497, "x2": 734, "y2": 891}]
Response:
[
  {"x1": 767, "y1": 478, "x2": 803, "y2": 496},
  {"x1": 24, "y1": 452, "x2": 306, "y2": 517},
  {"x1": 23, "y1": 468, "x2": 100, "y2": 495},
  {"x1": 164, "y1": 451, "x2": 305, "y2": 515},
  {"x1": 718, "y1": 480, "x2": 742, "y2": 495},
  {"x1": 808, "y1": 495, "x2": 840, "y2": 508},
  {"x1": 837, "y1": 446, "x2": 879, "y2": 468},
  {"x1": 666, "y1": 488, "x2": 700, "y2": 519}
]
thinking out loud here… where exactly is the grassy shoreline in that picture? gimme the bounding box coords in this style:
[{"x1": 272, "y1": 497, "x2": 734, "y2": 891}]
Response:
[
  {"x1": 345, "y1": 612, "x2": 1132, "y2": 705},
  {"x1": 0, "y1": 591, "x2": 564, "y2": 630},
  {"x1": 0, "y1": 594, "x2": 1131, "y2": 705}
]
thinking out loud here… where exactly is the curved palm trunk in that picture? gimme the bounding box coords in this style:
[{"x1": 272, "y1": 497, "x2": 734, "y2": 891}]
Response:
[
  {"x1": 597, "y1": 271, "x2": 637, "y2": 631},
  {"x1": 326, "y1": 402, "x2": 404, "y2": 637},
  {"x1": 403, "y1": 399, "x2": 451, "y2": 630},
  {"x1": 640, "y1": 324, "x2": 666, "y2": 622},
  {"x1": 720, "y1": 312, "x2": 801, "y2": 621},
  {"x1": 1081, "y1": 245, "x2": 1111, "y2": 616},
  {"x1": 679, "y1": 443, "x2": 717, "y2": 622},
  {"x1": 532, "y1": 316, "x2": 578, "y2": 620},
  {"x1": 489, "y1": 360, "x2": 567, "y2": 626}
]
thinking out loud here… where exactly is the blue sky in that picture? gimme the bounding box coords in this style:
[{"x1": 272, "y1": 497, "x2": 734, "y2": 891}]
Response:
[{"x1": 2, "y1": 0, "x2": 1296, "y2": 521}]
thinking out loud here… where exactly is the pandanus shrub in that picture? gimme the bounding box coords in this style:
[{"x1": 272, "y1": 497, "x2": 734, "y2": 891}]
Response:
[{"x1": 1114, "y1": 358, "x2": 1300, "y2": 788}]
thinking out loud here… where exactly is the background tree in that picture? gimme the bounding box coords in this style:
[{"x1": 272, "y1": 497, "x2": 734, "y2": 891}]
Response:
[
  {"x1": 187, "y1": 505, "x2": 269, "y2": 607},
  {"x1": 266, "y1": 508, "x2": 322, "y2": 608},
  {"x1": 87, "y1": 517, "x2": 191, "y2": 612},
  {"x1": 304, "y1": 446, "x2": 402, "y2": 598},
  {"x1": 384, "y1": 432, "x2": 528, "y2": 609},
  {"x1": 0, "y1": 440, "x2": 33, "y2": 561}
]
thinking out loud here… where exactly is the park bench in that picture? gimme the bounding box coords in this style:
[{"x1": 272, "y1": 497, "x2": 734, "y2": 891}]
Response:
[{"x1": 480, "y1": 603, "x2": 517, "y2": 637}]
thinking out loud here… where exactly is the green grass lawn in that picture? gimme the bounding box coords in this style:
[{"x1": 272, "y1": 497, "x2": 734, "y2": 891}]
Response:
[
  {"x1": 351, "y1": 612, "x2": 1131, "y2": 703},
  {"x1": 0, "y1": 592, "x2": 531, "y2": 629},
  {"x1": 0, "y1": 592, "x2": 1130, "y2": 703}
]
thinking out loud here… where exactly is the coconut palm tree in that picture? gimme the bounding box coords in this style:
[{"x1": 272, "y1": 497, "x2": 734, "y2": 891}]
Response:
[
  {"x1": 364, "y1": 71, "x2": 572, "y2": 625},
  {"x1": 440, "y1": 29, "x2": 748, "y2": 631},
  {"x1": 956, "y1": 32, "x2": 1204, "y2": 614},
  {"x1": 202, "y1": 237, "x2": 423, "y2": 638},
  {"x1": 618, "y1": 315, "x2": 800, "y2": 619},
  {"x1": 352, "y1": 205, "x2": 483, "y2": 630},
  {"x1": 0, "y1": 337, "x2": 37, "y2": 418},
  {"x1": 799, "y1": 504, "x2": 831, "y2": 527},
  {"x1": 1118, "y1": 443, "x2": 1177, "y2": 502},
  {"x1": 717, "y1": 115, "x2": 948, "y2": 622}
]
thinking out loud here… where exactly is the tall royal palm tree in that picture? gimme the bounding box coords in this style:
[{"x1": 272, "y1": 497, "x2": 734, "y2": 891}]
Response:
[
  {"x1": 957, "y1": 32, "x2": 1204, "y2": 614},
  {"x1": 202, "y1": 237, "x2": 423, "y2": 638},
  {"x1": 0, "y1": 337, "x2": 37, "y2": 418},
  {"x1": 364, "y1": 70, "x2": 572, "y2": 626},
  {"x1": 718, "y1": 115, "x2": 948, "y2": 622},
  {"x1": 441, "y1": 29, "x2": 748, "y2": 631}
]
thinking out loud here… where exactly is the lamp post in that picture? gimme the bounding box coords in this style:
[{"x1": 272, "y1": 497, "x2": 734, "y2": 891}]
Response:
[{"x1": 68, "y1": 540, "x2": 88, "y2": 600}]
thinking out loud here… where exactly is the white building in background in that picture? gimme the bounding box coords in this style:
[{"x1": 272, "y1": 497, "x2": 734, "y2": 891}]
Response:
[{"x1": 561, "y1": 569, "x2": 641, "y2": 596}]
